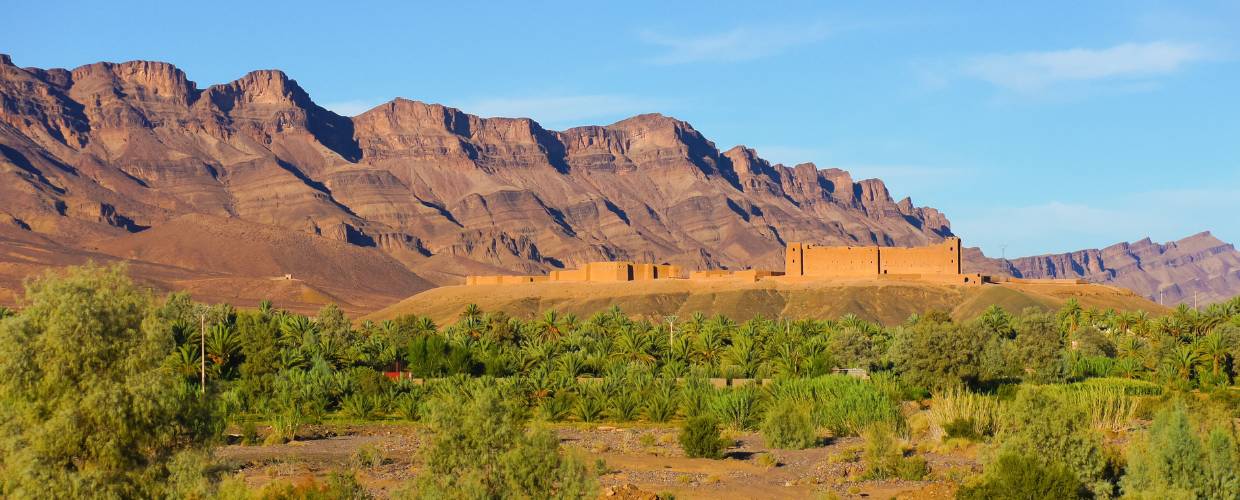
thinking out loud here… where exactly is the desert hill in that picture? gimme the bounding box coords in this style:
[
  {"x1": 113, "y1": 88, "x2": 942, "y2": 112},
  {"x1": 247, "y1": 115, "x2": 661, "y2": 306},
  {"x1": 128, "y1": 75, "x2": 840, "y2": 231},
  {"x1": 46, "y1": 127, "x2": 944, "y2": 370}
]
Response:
[{"x1": 365, "y1": 279, "x2": 1166, "y2": 326}]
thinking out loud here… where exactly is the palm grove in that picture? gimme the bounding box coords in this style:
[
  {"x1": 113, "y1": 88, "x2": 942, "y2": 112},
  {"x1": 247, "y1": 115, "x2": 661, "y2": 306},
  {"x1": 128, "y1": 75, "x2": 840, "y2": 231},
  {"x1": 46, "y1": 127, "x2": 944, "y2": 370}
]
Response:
[{"x1": 0, "y1": 264, "x2": 1237, "y2": 498}]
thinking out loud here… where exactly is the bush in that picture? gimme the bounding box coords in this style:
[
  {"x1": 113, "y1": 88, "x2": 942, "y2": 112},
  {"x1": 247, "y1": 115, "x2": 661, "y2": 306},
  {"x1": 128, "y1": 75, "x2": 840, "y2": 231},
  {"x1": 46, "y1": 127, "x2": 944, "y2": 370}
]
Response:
[
  {"x1": 928, "y1": 387, "x2": 1001, "y2": 440},
  {"x1": 712, "y1": 387, "x2": 762, "y2": 430},
  {"x1": 761, "y1": 400, "x2": 817, "y2": 449},
  {"x1": 861, "y1": 422, "x2": 922, "y2": 480},
  {"x1": 958, "y1": 452, "x2": 1086, "y2": 500},
  {"x1": 352, "y1": 443, "x2": 388, "y2": 469},
  {"x1": 992, "y1": 386, "x2": 1111, "y2": 498},
  {"x1": 240, "y1": 420, "x2": 260, "y2": 446},
  {"x1": 1121, "y1": 403, "x2": 1240, "y2": 498},
  {"x1": 341, "y1": 393, "x2": 380, "y2": 420},
  {"x1": 643, "y1": 381, "x2": 678, "y2": 422},
  {"x1": 0, "y1": 265, "x2": 219, "y2": 498},
  {"x1": 395, "y1": 391, "x2": 424, "y2": 421},
  {"x1": 809, "y1": 376, "x2": 903, "y2": 436},
  {"x1": 415, "y1": 386, "x2": 597, "y2": 499},
  {"x1": 572, "y1": 386, "x2": 605, "y2": 422},
  {"x1": 680, "y1": 416, "x2": 728, "y2": 459}
]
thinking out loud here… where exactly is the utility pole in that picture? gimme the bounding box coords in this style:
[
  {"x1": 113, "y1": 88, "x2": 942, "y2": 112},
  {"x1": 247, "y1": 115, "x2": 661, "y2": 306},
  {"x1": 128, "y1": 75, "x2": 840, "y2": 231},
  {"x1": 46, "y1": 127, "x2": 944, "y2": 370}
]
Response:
[{"x1": 199, "y1": 313, "x2": 206, "y2": 394}]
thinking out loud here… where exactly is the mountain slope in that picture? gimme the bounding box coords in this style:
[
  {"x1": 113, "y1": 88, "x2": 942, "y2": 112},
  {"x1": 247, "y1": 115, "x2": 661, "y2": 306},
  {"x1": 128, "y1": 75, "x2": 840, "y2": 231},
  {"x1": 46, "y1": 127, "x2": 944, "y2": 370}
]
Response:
[
  {"x1": 964, "y1": 232, "x2": 1240, "y2": 305},
  {"x1": 0, "y1": 54, "x2": 953, "y2": 310}
]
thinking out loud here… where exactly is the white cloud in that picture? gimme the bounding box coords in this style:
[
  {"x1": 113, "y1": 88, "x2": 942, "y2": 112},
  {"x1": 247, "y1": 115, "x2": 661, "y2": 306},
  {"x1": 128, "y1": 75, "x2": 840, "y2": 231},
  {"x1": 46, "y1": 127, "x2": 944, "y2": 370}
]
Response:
[
  {"x1": 640, "y1": 24, "x2": 830, "y2": 65},
  {"x1": 964, "y1": 41, "x2": 1207, "y2": 91},
  {"x1": 460, "y1": 94, "x2": 663, "y2": 127},
  {"x1": 321, "y1": 99, "x2": 385, "y2": 116}
]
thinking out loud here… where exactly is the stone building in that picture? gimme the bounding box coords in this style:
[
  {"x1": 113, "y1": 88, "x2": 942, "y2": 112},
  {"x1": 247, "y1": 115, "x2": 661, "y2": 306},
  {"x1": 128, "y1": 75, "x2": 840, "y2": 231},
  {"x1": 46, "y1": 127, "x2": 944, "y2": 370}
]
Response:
[{"x1": 784, "y1": 236, "x2": 983, "y2": 284}]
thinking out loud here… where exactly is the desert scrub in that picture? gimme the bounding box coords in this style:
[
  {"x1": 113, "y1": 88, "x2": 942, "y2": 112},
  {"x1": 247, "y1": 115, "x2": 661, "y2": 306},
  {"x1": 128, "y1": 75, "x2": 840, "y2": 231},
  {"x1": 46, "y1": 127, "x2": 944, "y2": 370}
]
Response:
[
  {"x1": 928, "y1": 387, "x2": 1001, "y2": 440},
  {"x1": 761, "y1": 400, "x2": 817, "y2": 449},
  {"x1": 861, "y1": 422, "x2": 927, "y2": 480},
  {"x1": 239, "y1": 420, "x2": 260, "y2": 446},
  {"x1": 351, "y1": 443, "x2": 387, "y2": 468},
  {"x1": 680, "y1": 415, "x2": 729, "y2": 459},
  {"x1": 957, "y1": 453, "x2": 1085, "y2": 500}
]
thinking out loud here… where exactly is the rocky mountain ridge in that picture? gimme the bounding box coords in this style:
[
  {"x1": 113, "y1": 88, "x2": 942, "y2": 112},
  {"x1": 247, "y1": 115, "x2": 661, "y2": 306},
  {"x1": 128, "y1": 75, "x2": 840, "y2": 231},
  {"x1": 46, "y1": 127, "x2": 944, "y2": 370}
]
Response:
[
  {"x1": 965, "y1": 232, "x2": 1240, "y2": 305},
  {"x1": 0, "y1": 54, "x2": 951, "y2": 309}
]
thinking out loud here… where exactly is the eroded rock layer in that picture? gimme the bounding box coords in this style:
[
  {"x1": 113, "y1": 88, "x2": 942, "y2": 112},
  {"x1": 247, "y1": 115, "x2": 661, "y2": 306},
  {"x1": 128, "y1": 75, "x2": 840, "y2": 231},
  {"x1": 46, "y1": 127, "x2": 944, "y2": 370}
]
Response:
[{"x1": 0, "y1": 55, "x2": 952, "y2": 309}]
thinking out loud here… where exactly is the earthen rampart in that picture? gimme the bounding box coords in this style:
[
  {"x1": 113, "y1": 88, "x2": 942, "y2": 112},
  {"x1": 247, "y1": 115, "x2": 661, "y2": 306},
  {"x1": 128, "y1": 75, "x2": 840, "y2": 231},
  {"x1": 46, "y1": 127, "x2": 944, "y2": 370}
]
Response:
[{"x1": 467, "y1": 261, "x2": 682, "y2": 285}]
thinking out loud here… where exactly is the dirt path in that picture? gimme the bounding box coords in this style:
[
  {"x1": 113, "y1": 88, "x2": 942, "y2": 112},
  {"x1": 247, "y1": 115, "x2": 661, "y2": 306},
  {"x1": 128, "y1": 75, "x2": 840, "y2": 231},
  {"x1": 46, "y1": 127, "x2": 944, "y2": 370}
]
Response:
[{"x1": 216, "y1": 423, "x2": 970, "y2": 498}]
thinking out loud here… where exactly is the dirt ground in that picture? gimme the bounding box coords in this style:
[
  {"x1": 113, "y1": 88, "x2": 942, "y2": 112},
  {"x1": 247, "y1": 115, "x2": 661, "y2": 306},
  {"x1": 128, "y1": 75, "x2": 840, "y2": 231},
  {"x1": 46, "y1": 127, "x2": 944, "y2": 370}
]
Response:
[{"x1": 216, "y1": 422, "x2": 977, "y2": 499}]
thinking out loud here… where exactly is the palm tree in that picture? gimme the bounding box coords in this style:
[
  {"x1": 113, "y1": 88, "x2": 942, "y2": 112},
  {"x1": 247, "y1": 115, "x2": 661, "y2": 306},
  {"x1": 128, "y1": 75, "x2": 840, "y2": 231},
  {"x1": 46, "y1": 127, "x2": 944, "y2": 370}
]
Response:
[
  {"x1": 722, "y1": 333, "x2": 762, "y2": 378},
  {"x1": 537, "y1": 310, "x2": 566, "y2": 341},
  {"x1": 280, "y1": 315, "x2": 317, "y2": 348},
  {"x1": 1195, "y1": 332, "x2": 1230, "y2": 378},
  {"x1": 205, "y1": 323, "x2": 242, "y2": 376},
  {"x1": 460, "y1": 303, "x2": 482, "y2": 322},
  {"x1": 1164, "y1": 344, "x2": 1202, "y2": 383},
  {"x1": 611, "y1": 327, "x2": 655, "y2": 364}
]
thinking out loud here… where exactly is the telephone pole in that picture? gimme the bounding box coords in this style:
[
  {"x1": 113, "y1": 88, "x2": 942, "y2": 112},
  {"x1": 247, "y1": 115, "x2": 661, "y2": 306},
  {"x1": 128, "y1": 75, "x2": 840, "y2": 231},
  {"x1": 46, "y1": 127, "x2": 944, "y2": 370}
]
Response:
[{"x1": 199, "y1": 313, "x2": 206, "y2": 394}]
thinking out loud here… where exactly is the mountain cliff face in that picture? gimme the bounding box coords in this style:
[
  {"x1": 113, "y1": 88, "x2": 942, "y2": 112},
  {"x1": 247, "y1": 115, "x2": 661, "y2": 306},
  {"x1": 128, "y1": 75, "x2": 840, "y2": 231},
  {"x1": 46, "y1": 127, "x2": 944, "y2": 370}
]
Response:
[
  {"x1": 0, "y1": 55, "x2": 952, "y2": 309},
  {"x1": 964, "y1": 232, "x2": 1240, "y2": 305}
]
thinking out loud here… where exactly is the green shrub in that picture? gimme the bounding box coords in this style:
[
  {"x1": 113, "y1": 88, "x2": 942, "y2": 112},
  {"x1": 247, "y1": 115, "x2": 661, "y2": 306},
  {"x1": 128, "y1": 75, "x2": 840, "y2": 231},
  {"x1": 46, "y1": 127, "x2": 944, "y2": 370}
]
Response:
[
  {"x1": 679, "y1": 379, "x2": 714, "y2": 419},
  {"x1": 415, "y1": 386, "x2": 597, "y2": 499},
  {"x1": 572, "y1": 387, "x2": 605, "y2": 422},
  {"x1": 957, "y1": 452, "x2": 1086, "y2": 500},
  {"x1": 942, "y1": 418, "x2": 980, "y2": 440},
  {"x1": 808, "y1": 376, "x2": 903, "y2": 436},
  {"x1": 0, "y1": 265, "x2": 220, "y2": 498},
  {"x1": 992, "y1": 386, "x2": 1111, "y2": 498},
  {"x1": 862, "y1": 422, "x2": 912, "y2": 479},
  {"x1": 352, "y1": 443, "x2": 388, "y2": 469},
  {"x1": 240, "y1": 420, "x2": 260, "y2": 446},
  {"x1": 712, "y1": 387, "x2": 762, "y2": 430},
  {"x1": 537, "y1": 391, "x2": 574, "y2": 422},
  {"x1": 395, "y1": 392, "x2": 424, "y2": 421},
  {"x1": 761, "y1": 400, "x2": 817, "y2": 450},
  {"x1": 341, "y1": 393, "x2": 380, "y2": 420},
  {"x1": 606, "y1": 389, "x2": 642, "y2": 421},
  {"x1": 680, "y1": 416, "x2": 728, "y2": 459},
  {"x1": 643, "y1": 381, "x2": 678, "y2": 422},
  {"x1": 1121, "y1": 403, "x2": 1240, "y2": 499}
]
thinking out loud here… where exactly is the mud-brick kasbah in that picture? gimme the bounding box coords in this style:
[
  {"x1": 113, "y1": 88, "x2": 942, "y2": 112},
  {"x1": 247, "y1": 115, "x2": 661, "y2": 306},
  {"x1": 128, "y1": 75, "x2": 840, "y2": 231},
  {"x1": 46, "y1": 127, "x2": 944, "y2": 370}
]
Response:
[{"x1": 466, "y1": 238, "x2": 1005, "y2": 286}]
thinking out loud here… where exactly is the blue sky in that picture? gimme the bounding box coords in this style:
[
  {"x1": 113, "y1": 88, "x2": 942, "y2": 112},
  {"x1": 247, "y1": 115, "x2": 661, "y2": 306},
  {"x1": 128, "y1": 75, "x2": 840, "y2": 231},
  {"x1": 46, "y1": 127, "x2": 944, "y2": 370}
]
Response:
[{"x1": 4, "y1": 1, "x2": 1238, "y2": 257}]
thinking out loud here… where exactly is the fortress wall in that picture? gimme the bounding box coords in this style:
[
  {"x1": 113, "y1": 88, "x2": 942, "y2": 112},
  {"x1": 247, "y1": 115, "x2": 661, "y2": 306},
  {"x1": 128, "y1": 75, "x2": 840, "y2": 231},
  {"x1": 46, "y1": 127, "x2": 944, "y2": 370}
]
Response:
[
  {"x1": 550, "y1": 268, "x2": 588, "y2": 282},
  {"x1": 468, "y1": 261, "x2": 682, "y2": 285},
  {"x1": 800, "y1": 246, "x2": 880, "y2": 277},
  {"x1": 878, "y1": 237, "x2": 961, "y2": 275},
  {"x1": 691, "y1": 269, "x2": 782, "y2": 282},
  {"x1": 657, "y1": 264, "x2": 682, "y2": 279},
  {"x1": 584, "y1": 262, "x2": 633, "y2": 281}
]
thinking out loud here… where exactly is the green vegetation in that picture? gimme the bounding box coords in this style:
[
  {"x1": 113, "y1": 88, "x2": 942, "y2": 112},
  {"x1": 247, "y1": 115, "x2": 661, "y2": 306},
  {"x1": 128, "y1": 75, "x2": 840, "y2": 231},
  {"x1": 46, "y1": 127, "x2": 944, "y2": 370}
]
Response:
[
  {"x1": 679, "y1": 415, "x2": 728, "y2": 459},
  {"x1": 0, "y1": 265, "x2": 219, "y2": 498},
  {"x1": 413, "y1": 382, "x2": 596, "y2": 499},
  {"x1": 1, "y1": 263, "x2": 1239, "y2": 497},
  {"x1": 761, "y1": 400, "x2": 817, "y2": 449},
  {"x1": 1121, "y1": 403, "x2": 1239, "y2": 498}
]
